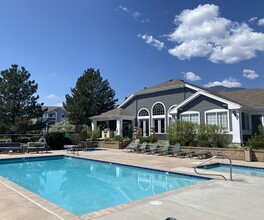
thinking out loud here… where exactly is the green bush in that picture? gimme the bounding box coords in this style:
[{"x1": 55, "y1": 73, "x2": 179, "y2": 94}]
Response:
[
  {"x1": 45, "y1": 132, "x2": 72, "y2": 150},
  {"x1": 90, "y1": 129, "x2": 101, "y2": 141},
  {"x1": 148, "y1": 135, "x2": 157, "y2": 143},
  {"x1": 249, "y1": 141, "x2": 264, "y2": 149},
  {"x1": 166, "y1": 120, "x2": 197, "y2": 145},
  {"x1": 113, "y1": 135, "x2": 123, "y2": 142},
  {"x1": 139, "y1": 136, "x2": 149, "y2": 143},
  {"x1": 198, "y1": 140, "x2": 210, "y2": 147}
]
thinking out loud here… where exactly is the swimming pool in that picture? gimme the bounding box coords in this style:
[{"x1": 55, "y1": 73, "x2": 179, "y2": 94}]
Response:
[
  {"x1": 0, "y1": 156, "x2": 208, "y2": 216},
  {"x1": 198, "y1": 163, "x2": 264, "y2": 177}
]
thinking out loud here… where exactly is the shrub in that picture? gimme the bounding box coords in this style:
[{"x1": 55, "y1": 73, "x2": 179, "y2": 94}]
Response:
[
  {"x1": 148, "y1": 135, "x2": 157, "y2": 143},
  {"x1": 139, "y1": 136, "x2": 149, "y2": 143},
  {"x1": 166, "y1": 120, "x2": 196, "y2": 145},
  {"x1": 113, "y1": 135, "x2": 123, "y2": 142},
  {"x1": 90, "y1": 129, "x2": 101, "y2": 141},
  {"x1": 246, "y1": 125, "x2": 264, "y2": 149},
  {"x1": 45, "y1": 132, "x2": 72, "y2": 150}
]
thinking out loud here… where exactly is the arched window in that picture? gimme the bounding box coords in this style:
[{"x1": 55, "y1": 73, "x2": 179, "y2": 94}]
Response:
[
  {"x1": 138, "y1": 109, "x2": 149, "y2": 116},
  {"x1": 152, "y1": 102, "x2": 166, "y2": 134},
  {"x1": 152, "y1": 103, "x2": 165, "y2": 115}
]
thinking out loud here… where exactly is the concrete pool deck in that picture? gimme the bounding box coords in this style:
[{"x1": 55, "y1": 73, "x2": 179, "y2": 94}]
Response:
[{"x1": 0, "y1": 149, "x2": 264, "y2": 220}]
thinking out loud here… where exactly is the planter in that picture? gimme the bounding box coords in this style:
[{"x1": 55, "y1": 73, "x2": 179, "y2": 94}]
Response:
[{"x1": 244, "y1": 149, "x2": 252, "y2": 162}]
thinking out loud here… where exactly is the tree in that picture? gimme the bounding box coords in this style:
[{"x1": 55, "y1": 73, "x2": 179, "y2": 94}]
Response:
[
  {"x1": 64, "y1": 68, "x2": 117, "y2": 126},
  {"x1": 0, "y1": 64, "x2": 45, "y2": 134}
]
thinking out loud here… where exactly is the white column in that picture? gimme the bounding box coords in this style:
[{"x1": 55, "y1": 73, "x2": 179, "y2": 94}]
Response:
[
  {"x1": 143, "y1": 120, "x2": 146, "y2": 136},
  {"x1": 231, "y1": 109, "x2": 242, "y2": 144},
  {"x1": 116, "y1": 118, "x2": 122, "y2": 136},
  {"x1": 91, "y1": 120, "x2": 97, "y2": 131}
]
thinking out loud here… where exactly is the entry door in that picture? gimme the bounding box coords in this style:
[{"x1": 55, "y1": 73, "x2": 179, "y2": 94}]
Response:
[{"x1": 140, "y1": 120, "x2": 149, "y2": 137}]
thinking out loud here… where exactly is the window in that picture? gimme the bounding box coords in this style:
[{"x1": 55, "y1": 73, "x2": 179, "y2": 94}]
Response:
[
  {"x1": 242, "y1": 113, "x2": 250, "y2": 130},
  {"x1": 181, "y1": 112, "x2": 199, "y2": 124},
  {"x1": 152, "y1": 102, "x2": 166, "y2": 133},
  {"x1": 154, "y1": 119, "x2": 165, "y2": 133},
  {"x1": 152, "y1": 103, "x2": 165, "y2": 115},
  {"x1": 206, "y1": 110, "x2": 228, "y2": 128},
  {"x1": 138, "y1": 109, "x2": 149, "y2": 116}
]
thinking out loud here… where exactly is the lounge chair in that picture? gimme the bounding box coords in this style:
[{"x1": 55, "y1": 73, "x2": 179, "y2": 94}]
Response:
[
  {"x1": 167, "y1": 143, "x2": 183, "y2": 157},
  {"x1": 123, "y1": 139, "x2": 139, "y2": 152},
  {"x1": 189, "y1": 151, "x2": 211, "y2": 159},
  {"x1": 136, "y1": 142, "x2": 147, "y2": 153},
  {"x1": 27, "y1": 138, "x2": 48, "y2": 153},
  {"x1": 156, "y1": 143, "x2": 170, "y2": 155},
  {"x1": 127, "y1": 142, "x2": 139, "y2": 153},
  {"x1": 145, "y1": 143, "x2": 159, "y2": 154},
  {"x1": 0, "y1": 142, "x2": 23, "y2": 154}
]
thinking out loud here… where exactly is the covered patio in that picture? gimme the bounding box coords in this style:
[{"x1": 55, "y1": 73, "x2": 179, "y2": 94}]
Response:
[{"x1": 90, "y1": 108, "x2": 135, "y2": 138}]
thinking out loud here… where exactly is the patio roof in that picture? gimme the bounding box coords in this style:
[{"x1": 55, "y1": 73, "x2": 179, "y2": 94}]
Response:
[{"x1": 90, "y1": 108, "x2": 135, "y2": 121}]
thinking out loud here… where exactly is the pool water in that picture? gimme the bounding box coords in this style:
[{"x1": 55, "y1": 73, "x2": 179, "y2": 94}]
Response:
[
  {"x1": 199, "y1": 163, "x2": 264, "y2": 177},
  {"x1": 0, "y1": 156, "x2": 207, "y2": 216}
]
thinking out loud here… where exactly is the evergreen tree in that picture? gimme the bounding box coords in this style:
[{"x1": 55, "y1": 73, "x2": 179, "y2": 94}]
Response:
[
  {"x1": 0, "y1": 64, "x2": 44, "y2": 134},
  {"x1": 64, "y1": 68, "x2": 117, "y2": 126}
]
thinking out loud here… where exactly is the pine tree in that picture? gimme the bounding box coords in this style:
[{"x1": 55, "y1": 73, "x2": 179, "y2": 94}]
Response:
[
  {"x1": 0, "y1": 64, "x2": 44, "y2": 134},
  {"x1": 64, "y1": 68, "x2": 117, "y2": 126}
]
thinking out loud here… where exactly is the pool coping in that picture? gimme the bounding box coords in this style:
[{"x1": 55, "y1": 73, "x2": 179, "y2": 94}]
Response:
[{"x1": 0, "y1": 154, "x2": 215, "y2": 220}]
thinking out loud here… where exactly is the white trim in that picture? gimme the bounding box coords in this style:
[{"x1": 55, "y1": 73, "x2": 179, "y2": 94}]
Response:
[
  {"x1": 118, "y1": 94, "x2": 135, "y2": 108},
  {"x1": 170, "y1": 91, "x2": 241, "y2": 115},
  {"x1": 180, "y1": 111, "x2": 200, "y2": 124},
  {"x1": 137, "y1": 108, "x2": 150, "y2": 117},
  {"x1": 204, "y1": 109, "x2": 230, "y2": 131},
  {"x1": 167, "y1": 105, "x2": 177, "y2": 126}
]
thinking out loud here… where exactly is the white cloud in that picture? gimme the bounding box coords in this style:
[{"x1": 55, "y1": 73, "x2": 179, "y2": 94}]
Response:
[
  {"x1": 243, "y1": 69, "x2": 259, "y2": 79},
  {"x1": 204, "y1": 77, "x2": 241, "y2": 88},
  {"x1": 132, "y1": 11, "x2": 141, "y2": 18},
  {"x1": 138, "y1": 34, "x2": 165, "y2": 50},
  {"x1": 117, "y1": 5, "x2": 149, "y2": 23},
  {"x1": 258, "y1": 18, "x2": 264, "y2": 26},
  {"x1": 45, "y1": 94, "x2": 61, "y2": 100},
  {"x1": 184, "y1": 72, "x2": 201, "y2": 81},
  {"x1": 118, "y1": 5, "x2": 130, "y2": 13},
  {"x1": 249, "y1": 17, "x2": 258, "y2": 23},
  {"x1": 168, "y1": 4, "x2": 264, "y2": 63}
]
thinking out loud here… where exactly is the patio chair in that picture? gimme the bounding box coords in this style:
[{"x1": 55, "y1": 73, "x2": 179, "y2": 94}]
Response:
[
  {"x1": 166, "y1": 143, "x2": 183, "y2": 157},
  {"x1": 145, "y1": 143, "x2": 159, "y2": 154},
  {"x1": 123, "y1": 139, "x2": 139, "y2": 152},
  {"x1": 136, "y1": 142, "x2": 147, "y2": 153},
  {"x1": 127, "y1": 141, "x2": 139, "y2": 153},
  {"x1": 0, "y1": 142, "x2": 23, "y2": 154},
  {"x1": 156, "y1": 143, "x2": 170, "y2": 156},
  {"x1": 189, "y1": 151, "x2": 211, "y2": 159},
  {"x1": 27, "y1": 138, "x2": 48, "y2": 153}
]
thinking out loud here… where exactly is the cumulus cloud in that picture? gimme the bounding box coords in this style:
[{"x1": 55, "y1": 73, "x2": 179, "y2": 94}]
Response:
[
  {"x1": 249, "y1": 17, "x2": 258, "y2": 23},
  {"x1": 168, "y1": 4, "x2": 264, "y2": 63},
  {"x1": 184, "y1": 72, "x2": 201, "y2": 81},
  {"x1": 204, "y1": 77, "x2": 241, "y2": 88},
  {"x1": 243, "y1": 69, "x2": 259, "y2": 79},
  {"x1": 45, "y1": 94, "x2": 61, "y2": 100},
  {"x1": 138, "y1": 34, "x2": 165, "y2": 50},
  {"x1": 258, "y1": 18, "x2": 264, "y2": 26}
]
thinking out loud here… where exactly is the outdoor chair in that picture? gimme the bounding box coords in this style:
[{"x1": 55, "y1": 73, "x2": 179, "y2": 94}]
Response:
[
  {"x1": 156, "y1": 143, "x2": 170, "y2": 155},
  {"x1": 136, "y1": 142, "x2": 147, "y2": 153},
  {"x1": 167, "y1": 143, "x2": 183, "y2": 157},
  {"x1": 27, "y1": 138, "x2": 48, "y2": 153},
  {"x1": 123, "y1": 139, "x2": 139, "y2": 152},
  {"x1": 127, "y1": 141, "x2": 139, "y2": 153},
  {"x1": 145, "y1": 143, "x2": 159, "y2": 154},
  {"x1": 189, "y1": 151, "x2": 211, "y2": 159},
  {"x1": 0, "y1": 142, "x2": 23, "y2": 154}
]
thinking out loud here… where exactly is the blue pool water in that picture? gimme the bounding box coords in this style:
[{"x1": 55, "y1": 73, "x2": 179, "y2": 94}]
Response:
[
  {"x1": 199, "y1": 163, "x2": 264, "y2": 177},
  {"x1": 0, "y1": 156, "x2": 207, "y2": 216}
]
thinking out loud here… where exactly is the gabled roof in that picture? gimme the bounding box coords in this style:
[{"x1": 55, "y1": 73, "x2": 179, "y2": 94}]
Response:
[
  {"x1": 42, "y1": 106, "x2": 66, "y2": 111},
  {"x1": 219, "y1": 89, "x2": 264, "y2": 109},
  {"x1": 90, "y1": 108, "x2": 135, "y2": 120}
]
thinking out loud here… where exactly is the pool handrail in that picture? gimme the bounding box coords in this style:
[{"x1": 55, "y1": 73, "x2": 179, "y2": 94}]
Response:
[{"x1": 194, "y1": 153, "x2": 233, "y2": 181}]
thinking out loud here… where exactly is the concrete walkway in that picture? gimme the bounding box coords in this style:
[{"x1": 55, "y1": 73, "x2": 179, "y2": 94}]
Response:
[{"x1": 0, "y1": 149, "x2": 264, "y2": 220}]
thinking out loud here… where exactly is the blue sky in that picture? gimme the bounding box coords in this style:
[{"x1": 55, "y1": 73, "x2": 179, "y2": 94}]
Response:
[{"x1": 0, "y1": 0, "x2": 264, "y2": 106}]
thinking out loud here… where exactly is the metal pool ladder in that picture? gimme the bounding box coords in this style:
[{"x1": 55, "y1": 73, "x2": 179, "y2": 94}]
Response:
[{"x1": 194, "y1": 153, "x2": 233, "y2": 181}]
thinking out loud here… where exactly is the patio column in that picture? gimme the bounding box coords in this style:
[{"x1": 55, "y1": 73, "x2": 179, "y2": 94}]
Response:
[
  {"x1": 116, "y1": 118, "x2": 123, "y2": 136},
  {"x1": 91, "y1": 120, "x2": 97, "y2": 131},
  {"x1": 231, "y1": 109, "x2": 242, "y2": 145}
]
